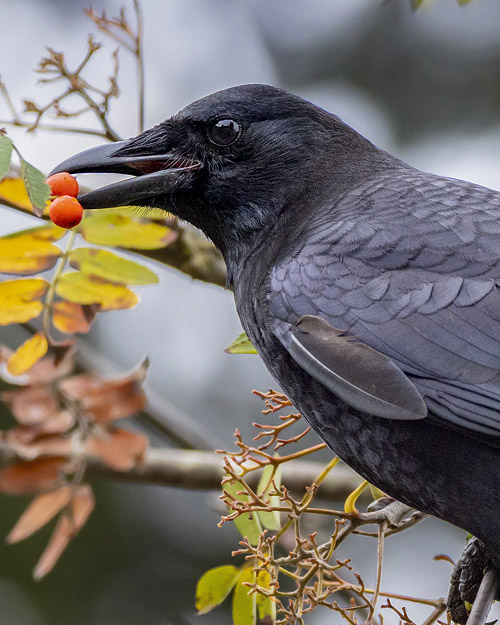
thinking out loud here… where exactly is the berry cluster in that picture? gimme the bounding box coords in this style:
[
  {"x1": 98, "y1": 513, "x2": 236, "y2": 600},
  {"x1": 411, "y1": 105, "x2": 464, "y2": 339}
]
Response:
[{"x1": 46, "y1": 172, "x2": 83, "y2": 229}]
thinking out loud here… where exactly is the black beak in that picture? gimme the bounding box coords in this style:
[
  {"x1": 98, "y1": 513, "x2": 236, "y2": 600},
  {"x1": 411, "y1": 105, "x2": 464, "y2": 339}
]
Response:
[{"x1": 49, "y1": 138, "x2": 202, "y2": 209}]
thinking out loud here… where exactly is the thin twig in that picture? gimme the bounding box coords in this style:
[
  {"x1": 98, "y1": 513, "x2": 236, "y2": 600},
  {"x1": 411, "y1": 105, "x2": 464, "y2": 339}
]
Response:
[{"x1": 133, "y1": 0, "x2": 145, "y2": 131}]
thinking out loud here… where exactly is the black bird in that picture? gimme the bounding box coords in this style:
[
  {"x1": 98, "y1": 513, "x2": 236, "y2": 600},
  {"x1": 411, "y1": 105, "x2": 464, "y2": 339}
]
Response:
[{"x1": 52, "y1": 84, "x2": 500, "y2": 617}]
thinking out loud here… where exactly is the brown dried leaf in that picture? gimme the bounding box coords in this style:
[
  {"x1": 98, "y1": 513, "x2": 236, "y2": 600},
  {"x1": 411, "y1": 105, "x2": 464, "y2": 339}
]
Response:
[
  {"x1": 71, "y1": 484, "x2": 94, "y2": 530},
  {"x1": 7, "y1": 486, "x2": 72, "y2": 544},
  {"x1": 2, "y1": 386, "x2": 58, "y2": 425},
  {"x1": 33, "y1": 483, "x2": 94, "y2": 580},
  {"x1": 60, "y1": 364, "x2": 147, "y2": 422},
  {"x1": 0, "y1": 458, "x2": 67, "y2": 494},
  {"x1": 12, "y1": 434, "x2": 74, "y2": 459},
  {"x1": 33, "y1": 513, "x2": 72, "y2": 581},
  {"x1": 6, "y1": 411, "x2": 75, "y2": 444},
  {"x1": 88, "y1": 427, "x2": 148, "y2": 470},
  {"x1": 52, "y1": 301, "x2": 96, "y2": 334}
]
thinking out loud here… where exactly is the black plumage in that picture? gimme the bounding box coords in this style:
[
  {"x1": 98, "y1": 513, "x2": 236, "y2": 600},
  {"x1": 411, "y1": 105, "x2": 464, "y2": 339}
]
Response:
[{"x1": 51, "y1": 84, "x2": 500, "y2": 600}]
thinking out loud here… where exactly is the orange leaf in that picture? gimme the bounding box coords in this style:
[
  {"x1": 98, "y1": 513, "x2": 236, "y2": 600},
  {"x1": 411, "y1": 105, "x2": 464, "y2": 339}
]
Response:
[
  {"x1": 7, "y1": 333, "x2": 48, "y2": 376},
  {"x1": 2, "y1": 386, "x2": 58, "y2": 425},
  {"x1": 7, "y1": 486, "x2": 72, "y2": 544},
  {"x1": 88, "y1": 427, "x2": 148, "y2": 470},
  {"x1": 33, "y1": 514, "x2": 72, "y2": 581},
  {"x1": 52, "y1": 301, "x2": 96, "y2": 334},
  {"x1": 0, "y1": 458, "x2": 67, "y2": 494}
]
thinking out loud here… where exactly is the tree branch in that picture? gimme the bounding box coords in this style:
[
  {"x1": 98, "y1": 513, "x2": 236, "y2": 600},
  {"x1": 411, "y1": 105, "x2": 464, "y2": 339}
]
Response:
[{"x1": 0, "y1": 442, "x2": 365, "y2": 501}]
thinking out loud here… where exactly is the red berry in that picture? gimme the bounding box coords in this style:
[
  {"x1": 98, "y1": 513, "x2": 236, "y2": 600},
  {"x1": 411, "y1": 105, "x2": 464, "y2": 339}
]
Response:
[
  {"x1": 46, "y1": 172, "x2": 79, "y2": 198},
  {"x1": 49, "y1": 196, "x2": 83, "y2": 229}
]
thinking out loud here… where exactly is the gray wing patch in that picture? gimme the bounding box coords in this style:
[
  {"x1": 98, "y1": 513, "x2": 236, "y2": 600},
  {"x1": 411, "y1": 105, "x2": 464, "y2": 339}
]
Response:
[{"x1": 277, "y1": 315, "x2": 427, "y2": 421}]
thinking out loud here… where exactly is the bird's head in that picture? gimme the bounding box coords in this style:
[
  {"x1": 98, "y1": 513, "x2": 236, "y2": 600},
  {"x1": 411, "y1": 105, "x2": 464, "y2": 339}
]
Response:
[{"x1": 51, "y1": 84, "x2": 383, "y2": 260}]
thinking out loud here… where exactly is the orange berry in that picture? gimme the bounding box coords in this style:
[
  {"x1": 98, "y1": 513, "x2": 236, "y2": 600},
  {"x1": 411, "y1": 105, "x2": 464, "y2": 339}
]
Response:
[
  {"x1": 49, "y1": 196, "x2": 83, "y2": 229},
  {"x1": 46, "y1": 172, "x2": 79, "y2": 198}
]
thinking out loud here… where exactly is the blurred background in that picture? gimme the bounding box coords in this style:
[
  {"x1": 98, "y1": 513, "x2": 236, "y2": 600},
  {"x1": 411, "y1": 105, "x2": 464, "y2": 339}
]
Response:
[{"x1": 1, "y1": 0, "x2": 500, "y2": 623}]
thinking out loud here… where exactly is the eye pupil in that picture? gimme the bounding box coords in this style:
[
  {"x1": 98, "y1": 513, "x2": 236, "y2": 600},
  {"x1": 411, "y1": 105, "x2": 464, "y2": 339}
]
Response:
[{"x1": 208, "y1": 119, "x2": 241, "y2": 146}]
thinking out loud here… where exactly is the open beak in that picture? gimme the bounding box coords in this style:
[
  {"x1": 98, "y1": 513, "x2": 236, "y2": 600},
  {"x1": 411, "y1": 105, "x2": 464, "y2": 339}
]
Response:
[{"x1": 49, "y1": 139, "x2": 202, "y2": 209}]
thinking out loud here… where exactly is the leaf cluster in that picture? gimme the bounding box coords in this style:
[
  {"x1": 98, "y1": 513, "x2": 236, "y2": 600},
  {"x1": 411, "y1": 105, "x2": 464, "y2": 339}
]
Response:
[{"x1": 0, "y1": 115, "x2": 175, "y2": 580}]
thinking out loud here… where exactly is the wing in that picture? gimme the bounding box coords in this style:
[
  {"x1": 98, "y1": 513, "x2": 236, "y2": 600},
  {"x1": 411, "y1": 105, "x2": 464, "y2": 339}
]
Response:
[
  {"x1": 269, "y1": 170, "x2": 500, "y2": 436},
  {"x1": 274, "y1": 314, "x2": 427, "y2": 420}
]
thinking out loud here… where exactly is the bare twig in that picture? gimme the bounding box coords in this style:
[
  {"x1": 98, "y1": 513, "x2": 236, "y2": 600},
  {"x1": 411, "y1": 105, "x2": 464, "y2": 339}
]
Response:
[{"x1": 466, "y1": 568, "x2": 499, "y2": 625}]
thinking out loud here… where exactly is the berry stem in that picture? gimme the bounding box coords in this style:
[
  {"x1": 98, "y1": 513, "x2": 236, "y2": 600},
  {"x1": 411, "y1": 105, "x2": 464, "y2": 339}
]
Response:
[{"x1": 42, "y1": 229, "x2": 77, "y2": 342}]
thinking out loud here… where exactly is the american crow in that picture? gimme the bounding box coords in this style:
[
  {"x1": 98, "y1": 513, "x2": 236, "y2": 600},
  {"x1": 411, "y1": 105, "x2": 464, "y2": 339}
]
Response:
[{"x1": 51, "y1": 84, "x2": 500, "y2": 620}]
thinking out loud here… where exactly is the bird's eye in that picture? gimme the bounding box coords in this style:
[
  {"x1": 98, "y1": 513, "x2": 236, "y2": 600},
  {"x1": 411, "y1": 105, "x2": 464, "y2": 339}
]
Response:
[{"x1": 207, "y1": 119, "x2": 241, "y2": 147}]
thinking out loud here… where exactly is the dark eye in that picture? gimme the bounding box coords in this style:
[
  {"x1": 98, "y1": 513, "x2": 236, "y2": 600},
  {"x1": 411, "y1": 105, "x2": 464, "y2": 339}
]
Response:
[{"x1": 207, "y1": 119, "x2": 241, "y2": 146}]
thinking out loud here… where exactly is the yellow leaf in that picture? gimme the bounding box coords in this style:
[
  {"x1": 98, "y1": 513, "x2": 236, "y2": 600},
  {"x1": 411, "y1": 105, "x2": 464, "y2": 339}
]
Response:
[
  {"x1": 196, "y1": 565, "x2": 240, "y2": 615},
  {"x1": 0, "y1": 278, "x2": 49, "y2": 325},
  {"x1": 224, "y1": 332, "x2": 258, "y2": 355},
  {"x1": 69, "y1": 247, "x2": 158, "y2": 285},
  {"x1": 233, "y1": 567, "x2": 256, "y2": 625},
  {"x1": 0, "y1": 177, "x2": 51, "y2": 214},
  {"x1": 56, "y1": 272, "x2": 138, "y2": 311},
  {"x1": 0, "y1": 177, "x2": 32, "y2": 211},
  {"x1": 7, "y1": 332, "x2": 48, "y2": 376},
  {"x1": 0, "y1": 228, "x2": 63, "y2": 275},
  {"x1": 2, "y1": 223, "x2": 67, "y2": 242},
  {"x1": 256, "y1": 569, "x2": 276, "y2": 623},
  {"x1": 79, "y1": 212, "x2": 176, "y2": 249}
]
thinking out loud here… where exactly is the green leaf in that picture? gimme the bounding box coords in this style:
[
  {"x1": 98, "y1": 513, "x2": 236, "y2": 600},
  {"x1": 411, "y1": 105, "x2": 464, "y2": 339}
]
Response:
[
  {"x1": 224, "y1": 477, "x2": 262, "y2": 546},
  {"x1": 196, "y1": 565, "x2": 240, "y2": 615},
  {"x1": 257, "y1": 463, "x2": 282, "y2": 531},
  {"x1": 56, "y1": 272, "x2": 138, "y2": 311},
  {"x1": 456, "y1": 0, "x2": 473, "y2": 4},
  {"x1": 224, "y1": 332, "x2": 257, "y2": 355},
  {"x1": 232, "y1": 567, "x2": 256, "y2": 625},
  {"x1": 69, "y1": 247, "x2": 158, "y2": 285},
  {"x1": 14, "y1": 149, "x2": 50, "y2": 217},
  {"x1": 0, "y1": 134, "x2": 13, "y2": 182},
  {"x1": 79, "y1": 212, "x2": 176, "y2": 249}
]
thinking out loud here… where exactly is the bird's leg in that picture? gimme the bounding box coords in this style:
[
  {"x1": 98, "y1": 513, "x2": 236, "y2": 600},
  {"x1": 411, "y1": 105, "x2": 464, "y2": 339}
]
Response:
[
  {"x1": 357, "y1": 498, "x2": 414, "y2": 527},
  {"x1": 447, "y1": 537, "x2": 500, "y2": 625}
]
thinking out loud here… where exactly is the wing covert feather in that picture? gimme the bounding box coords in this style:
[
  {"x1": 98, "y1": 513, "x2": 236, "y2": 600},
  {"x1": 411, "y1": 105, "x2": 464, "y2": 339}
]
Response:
[{"x1": 269, "y1": 170, "x2": 500, "y2": 435}]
